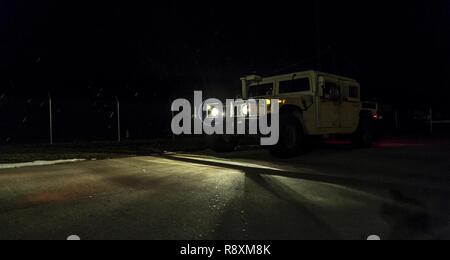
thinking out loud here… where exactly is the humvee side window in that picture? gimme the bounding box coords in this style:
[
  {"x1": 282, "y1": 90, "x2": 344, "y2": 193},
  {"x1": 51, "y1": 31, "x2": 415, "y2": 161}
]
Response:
[
  {"x1": 248, "y1": 82, "x2": 274, "y2": 97},
  {"x1": 348, "y1": 86, "x2": 359, "y2": 98},
  {"x1": 323, "y1": 82, "x2": 341, "y2": 101},
  {"x1": 279, "y1": 78, "x2": 310, "y2": 94}
]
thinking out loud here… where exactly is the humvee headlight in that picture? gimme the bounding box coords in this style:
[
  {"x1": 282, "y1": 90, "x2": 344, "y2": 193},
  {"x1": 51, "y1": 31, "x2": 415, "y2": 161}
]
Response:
[
  {"x1": 241, "y1": 104, "x2": 249, "y2": 116},
  {"x1": 265, "y1": 99, "x2": 285, "y2": 107},
  {"x1": 210, "y1": 107, "x2": 220, "y2": 117}
]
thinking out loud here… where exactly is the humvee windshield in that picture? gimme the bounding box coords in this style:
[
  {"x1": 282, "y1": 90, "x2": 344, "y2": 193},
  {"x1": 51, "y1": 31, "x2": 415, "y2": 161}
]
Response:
[
  {"x1": 279, "y1": 78, "x2": 311, "y2": 94},
  {"x1": 248, "y1": 82, "x2": 274, "y2": 98}
]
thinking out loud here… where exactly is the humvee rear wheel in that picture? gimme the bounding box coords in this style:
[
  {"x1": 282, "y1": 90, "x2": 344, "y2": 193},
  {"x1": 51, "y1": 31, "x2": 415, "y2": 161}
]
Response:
[
  {"x1": 208, "y1": 135, "x2": 238, "y2": 153},
  {"x1": 352, "y1": 116, "x2": 374, "y2": 148},
  {"x1": 269, "y1": 115, "x2": 306, "y2": 159}
]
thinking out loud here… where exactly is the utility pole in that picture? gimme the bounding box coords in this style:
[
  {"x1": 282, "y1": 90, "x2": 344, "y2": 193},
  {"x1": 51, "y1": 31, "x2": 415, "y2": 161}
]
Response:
[
  {"x1": 394, "y1": 109, "x2": 399, "y2": 131},
  {"x1": 429, "y1": 106, "x2": 433, "y2": 135},
  {"x1": 48, "y1": 92, "x2": 53, "y2": 145},
  {"x1": 116, "y1": 96, "x2": 121, "y2": 142}
]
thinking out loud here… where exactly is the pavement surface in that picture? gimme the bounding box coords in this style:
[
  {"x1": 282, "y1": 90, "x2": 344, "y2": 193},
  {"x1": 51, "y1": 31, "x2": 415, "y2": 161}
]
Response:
[{"x1": 1, "y1": 137, "x2": 450, "y2": 240}]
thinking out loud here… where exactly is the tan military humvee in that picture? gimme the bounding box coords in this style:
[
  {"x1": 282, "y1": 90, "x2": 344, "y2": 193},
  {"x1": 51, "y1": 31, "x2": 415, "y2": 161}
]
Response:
[{"x1": 211, "y1": 70, "x2": 374, "y2": 158}]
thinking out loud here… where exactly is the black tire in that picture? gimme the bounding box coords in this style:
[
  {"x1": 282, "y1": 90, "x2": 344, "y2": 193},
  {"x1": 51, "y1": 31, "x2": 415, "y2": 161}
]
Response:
[
  {"x1": 208, "y1": 135, "x2": 238, "y2": 153},
  {"x1": 269, "y1": 114, "x2": 307, "y2": 159},
  {"x1": 352, "y1": 115, "x2": 374, "y2": 148}
]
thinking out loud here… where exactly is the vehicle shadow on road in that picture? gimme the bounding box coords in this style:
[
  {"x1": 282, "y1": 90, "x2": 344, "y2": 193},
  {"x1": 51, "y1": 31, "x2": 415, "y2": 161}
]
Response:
[
  {"x1": 159, "y1": 154, "x2": 430, "y2": 192},
  {"x1": 158, "y1": 154, "x2": 444, "y2": 239},
  {"x1": 158, "y1": 154, "x2": 341, "y2": 239}
]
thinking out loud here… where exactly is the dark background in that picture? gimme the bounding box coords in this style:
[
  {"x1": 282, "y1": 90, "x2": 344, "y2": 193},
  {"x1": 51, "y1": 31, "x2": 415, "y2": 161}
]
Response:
[{"x1": 1, "y1": 0, "x2": 449, "y2": 143}]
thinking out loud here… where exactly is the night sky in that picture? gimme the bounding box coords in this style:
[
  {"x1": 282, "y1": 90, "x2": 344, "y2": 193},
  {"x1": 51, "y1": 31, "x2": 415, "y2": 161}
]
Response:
[{"x1": 1, "y1": 1, "x2": 450, "y2": 142}]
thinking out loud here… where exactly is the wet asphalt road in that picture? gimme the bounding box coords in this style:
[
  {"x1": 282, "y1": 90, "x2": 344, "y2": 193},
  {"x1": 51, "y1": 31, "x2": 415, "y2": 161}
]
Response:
[{"x1": 1, "y1": 137, "x2": 450, "y2": 240}]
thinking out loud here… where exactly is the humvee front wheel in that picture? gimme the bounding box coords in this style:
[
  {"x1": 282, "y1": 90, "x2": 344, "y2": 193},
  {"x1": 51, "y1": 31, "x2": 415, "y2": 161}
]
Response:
[
  {"x1": 269, "y1": 115, "x2": 307, "y2": 159},
  {"x1": 208, "y1": 135, "x2": 238, "y2": 153},
  {"x1": 352, "y1": 116, "x2": 374, "y2": 148}
]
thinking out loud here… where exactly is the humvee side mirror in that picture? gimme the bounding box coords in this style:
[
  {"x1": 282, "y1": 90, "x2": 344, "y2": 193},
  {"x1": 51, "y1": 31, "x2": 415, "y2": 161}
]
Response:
[
  {"x1": 321, "y1": 84, "x2": 341, "y2": 101},
  {"x1": 328, "y1": 88, "x2": 341, "y2": 101},
  {"x1": 318, "y1": 77, "x2": 325, "y2": 97}
]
